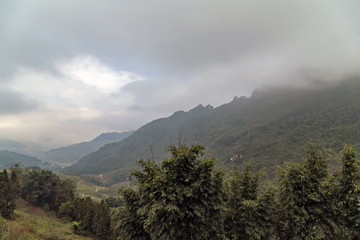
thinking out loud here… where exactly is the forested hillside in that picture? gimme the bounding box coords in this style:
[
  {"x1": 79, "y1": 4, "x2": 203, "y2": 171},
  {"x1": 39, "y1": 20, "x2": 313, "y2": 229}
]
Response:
[{"x1": 67, "y1": 79, "x2": 360, "y2": 183}]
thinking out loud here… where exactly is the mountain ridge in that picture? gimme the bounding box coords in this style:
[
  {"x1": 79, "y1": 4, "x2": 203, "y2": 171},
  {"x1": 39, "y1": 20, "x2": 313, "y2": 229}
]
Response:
[
  {"x1": 66, "y1": 78, "x2": 360, "y2": 184},
  {"x1": 42, "y1": 131, "x2": 134, "y2": 164}
]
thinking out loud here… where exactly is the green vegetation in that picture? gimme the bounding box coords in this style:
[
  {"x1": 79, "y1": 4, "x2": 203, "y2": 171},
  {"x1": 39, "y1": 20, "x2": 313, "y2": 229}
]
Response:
[
  {"x1": 114, "y1": 145, "x2": 227, "y2": 239},
  {"x1": 2, "y1": 199, "x2": 92, "y2": 240},
  {"x1": 114, "y1": 143, "x2": 360, "y2": 239},
  {"x1": 67, "y1": 79, "x2": 360, "y2": 185},
  {"x1": 2, "y1": 142, "x2": 360, "y2": 239},
  {"x1": 0, "y1": 166, "x2": 111, "y2": 239}
]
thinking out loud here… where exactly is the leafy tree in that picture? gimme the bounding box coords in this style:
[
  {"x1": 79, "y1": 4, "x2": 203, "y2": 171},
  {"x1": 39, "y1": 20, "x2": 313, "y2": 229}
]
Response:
[
  {"x1": 0, "y1": 169, "x2": 16, "y2": 218},
  {"x1": 276, "y1": 143, "x2": 335, "y2": 239},
  {"x1": 21, "y1": 169, "x2": 75, "y2": 211},
  {"x1": 112, "y1": 187, "x2": 149, "y2": 240},
  {"x1": 93, "y1": 200, "x2": 111, "y2": 240},
  {"x1": 336, "y1": 145, "x2": 360, "y2": 238},
  {"x1": 225, "y1": 163, "x2": 272, "y2": 239},
  {"x1": 116, "y1": 145, "x2": 227, "y2": 240},
  {"x1": 58, "y1": 201, "x2": 76, "y2": 220},
  {"x1": 105, "y1": 196, "x2": 124, "y2": 208}
]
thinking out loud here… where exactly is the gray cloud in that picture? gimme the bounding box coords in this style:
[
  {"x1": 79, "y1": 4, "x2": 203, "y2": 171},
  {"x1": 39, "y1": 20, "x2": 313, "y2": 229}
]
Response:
[
  {"x1": 0, "y1": 89, "x2": 38, "y2": 114},
  {"x1": 1, "y1": 0, "x2": 360, "y2": 146}
]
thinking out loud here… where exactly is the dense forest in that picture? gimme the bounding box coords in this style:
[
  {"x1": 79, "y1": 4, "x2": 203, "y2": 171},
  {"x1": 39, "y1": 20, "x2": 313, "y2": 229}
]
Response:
[{"x1": 2, "y1": 142, "x2": 360, "y2": 239}]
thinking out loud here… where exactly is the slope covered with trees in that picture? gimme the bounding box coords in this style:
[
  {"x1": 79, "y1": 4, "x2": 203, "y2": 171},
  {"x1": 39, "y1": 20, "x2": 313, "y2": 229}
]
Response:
[
  {"x1": 67, "y1": 79, "x2": 360, "y2": 184},
  {"x1": 0, "y1": 166, "x2": 112, "y2": 239}
]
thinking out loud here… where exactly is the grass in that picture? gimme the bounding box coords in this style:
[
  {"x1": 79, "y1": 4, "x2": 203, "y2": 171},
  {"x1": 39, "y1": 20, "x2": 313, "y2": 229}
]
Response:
[{"x1": 3, "y1": 199, "x2": 93, "y2": 240}]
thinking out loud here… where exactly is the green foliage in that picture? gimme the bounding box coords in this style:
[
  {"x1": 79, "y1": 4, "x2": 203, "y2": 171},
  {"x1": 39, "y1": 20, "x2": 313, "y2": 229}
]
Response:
[
  {"x1": 21, "y1": 169, "x2": 75, "y2": 211},
  {"x1": 0, "y1": 216, "x2": 8, "y2": 239},
  {"x1": 276, "y1": 143, "x2": 350, "y2": 239},
  {"x1": 58, "y1": 201, "x2": 76, "y2": 220},
  {"x1": 111, "y1": 187, "x2": 149, "y2": 240},
  {"x1": 0, "y1": 168, "x2": 18, "y2": 218},
  {"x1": 336, "y1": 145, "x2": 360, "y2": 238},
  {"x1": 225, "y1": 163, "x2": 274, "y2": 239},
  {"x1": 72, "y1": 196, "x2": 112, "y2": 240},
  {"x1": 116, "y1": 145, "x2": 227, "y2": 239},
  {"x1": 105, "y1": 196, "x2": 124, "y2": 208}
]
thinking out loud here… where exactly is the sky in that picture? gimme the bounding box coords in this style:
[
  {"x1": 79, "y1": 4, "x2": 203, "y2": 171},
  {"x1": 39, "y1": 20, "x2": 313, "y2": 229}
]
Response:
[{"x1": 1, "y1": 0, "x2": 360, "y2": 148}]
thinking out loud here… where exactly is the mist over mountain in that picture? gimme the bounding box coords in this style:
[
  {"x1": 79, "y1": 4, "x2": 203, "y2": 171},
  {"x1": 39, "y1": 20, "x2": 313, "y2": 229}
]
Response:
[
  {"x1": 42, "y1": 131, "x2": 134, "y2": 164},
  {"x1": 0, "y1": 139, "x2": 46, "y2": 157},
  {"x1": 65, "y1": 78, "x2": 360, "y2": 184},
  {"x1": 0, "y1": 150, "x2": 57, "y2": 170}
]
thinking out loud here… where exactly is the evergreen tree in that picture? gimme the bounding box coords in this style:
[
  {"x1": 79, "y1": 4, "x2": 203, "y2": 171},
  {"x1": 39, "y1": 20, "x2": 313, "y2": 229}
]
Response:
[
  {"x1": 93, "y1": 200, "x2": 111, "y2": 240},
  {"x1": 112, "y1": 187, "x2": 149, "y2": 240},
  {"x1": 58, "y1": 201, "x2": 76, "y2": 220},
  {"x1": 0, "y1": 169, "x2": 16, "y2": 218},
  {"x1": 337, "y1": 145, "x2": 360, "y2": 238},
  {"x1": 276, "y1": 143, "x2": 334, "y2": 239},
  {"x1": 116, "y1": 145, "x2": 227, "y2": 240},
  {"x1": 225, "y1": 163, "x2": 271, "y2": 240}
]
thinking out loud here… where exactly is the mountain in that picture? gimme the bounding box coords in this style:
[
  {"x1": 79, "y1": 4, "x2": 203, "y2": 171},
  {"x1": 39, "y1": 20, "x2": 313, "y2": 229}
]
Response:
[
  {"x1": 0, "y1": 150, "x2": 55, "y2": 169},
  {"x1": 66, "y1": 78, "x2": 360, "y2": 184},
  {"x1": 42, "y1": 131, "x2": 134, "y2": 164},
  {"x1": 0, "y1": 139, "x2": 45, "y2": 157}
]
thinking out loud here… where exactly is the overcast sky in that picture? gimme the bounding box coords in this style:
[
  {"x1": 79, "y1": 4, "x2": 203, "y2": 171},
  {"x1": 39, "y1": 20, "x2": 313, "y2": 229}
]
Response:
[{"x1": 1, "y1": 0, "x2": 360, "y2": 148}]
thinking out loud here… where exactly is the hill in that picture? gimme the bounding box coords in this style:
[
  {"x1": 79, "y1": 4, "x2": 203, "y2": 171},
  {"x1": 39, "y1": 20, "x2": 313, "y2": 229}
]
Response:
[
  {"x1": 42, "y1": 131, "x2": 133, "y2": 164},
  {"x1": 0, "y1": 150, "x2": 56, "y2": 170},
  {"x1": 66, "y1": 78, "x2": 360, "y2": 184},
  {"x1": 1, "y1": 199, "x2": 92, "y2": 240},
  {"x1": 0, "y1": 139, "x2": 45, "y2": 157}
]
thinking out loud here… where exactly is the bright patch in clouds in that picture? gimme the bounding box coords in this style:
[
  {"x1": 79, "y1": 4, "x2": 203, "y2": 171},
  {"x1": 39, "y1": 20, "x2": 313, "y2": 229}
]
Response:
[
  {"x1": 9, "y1": 55, "x2": 144, "y2": 109},
  {"x1": 56, "y1": 56, "x2": 144, "y2": 94},
  {"x1": 2, "y1": 55, "x2": 145, "y2": 147}
]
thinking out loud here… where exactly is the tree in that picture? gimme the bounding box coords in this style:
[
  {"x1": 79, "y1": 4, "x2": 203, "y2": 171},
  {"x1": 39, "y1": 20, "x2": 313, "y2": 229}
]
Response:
[
  {"x1": 225, "y1": 163, "x2": 272, "y2": 240},
  {"x1": 0, "y1": 169, "x2": 16, "y2": 218},
  {"x1": 58, "y1": 201, "x2": 76, "y2": 220},
  {"x1": 337, "y1": 145, "x2": 360, "y2": 238},
  {"x1": 276, "y1": 143, "x2": 335, "y2": 239},
  {"x1": 93, "y1": 200, "x2": 111, "y2": 240},
  {"x1": 116, "y1": 145, "x2": 227, "y2": 240}
]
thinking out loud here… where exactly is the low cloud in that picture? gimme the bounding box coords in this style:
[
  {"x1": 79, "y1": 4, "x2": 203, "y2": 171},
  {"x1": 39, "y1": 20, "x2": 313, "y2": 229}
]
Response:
[
  {"x1": 1, "y1": 0, "x2": 360, "y2": 146},
  {"x1": 0, "y1": 89, "x2": 38, "y2": 114}
]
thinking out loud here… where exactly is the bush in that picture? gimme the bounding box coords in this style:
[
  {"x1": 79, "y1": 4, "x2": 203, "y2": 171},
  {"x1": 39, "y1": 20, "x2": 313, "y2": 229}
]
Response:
[{"x1": 57, "y1": 201, "x2": 75, "y2": 220}]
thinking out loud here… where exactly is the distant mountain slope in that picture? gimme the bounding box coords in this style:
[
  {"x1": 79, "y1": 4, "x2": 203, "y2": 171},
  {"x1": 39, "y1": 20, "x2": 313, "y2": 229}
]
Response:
[
  {"x1": 0, "y1": 150, "x2": 45, "y2": 169},
  {"x1": 66, "y1": 79, "x2": 360, "y2": 183},
  {"x1": 42, "y1": 131, "x2": 133, "y2": 164},
  {"x1": 0, "y1": 139, "x2": 45, "y2": 156}
]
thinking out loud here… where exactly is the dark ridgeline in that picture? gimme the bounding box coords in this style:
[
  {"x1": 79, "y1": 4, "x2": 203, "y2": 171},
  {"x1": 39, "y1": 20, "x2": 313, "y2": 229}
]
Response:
[{"x1": 67, "y1": 78, "x2": 360, "y2": 185}]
